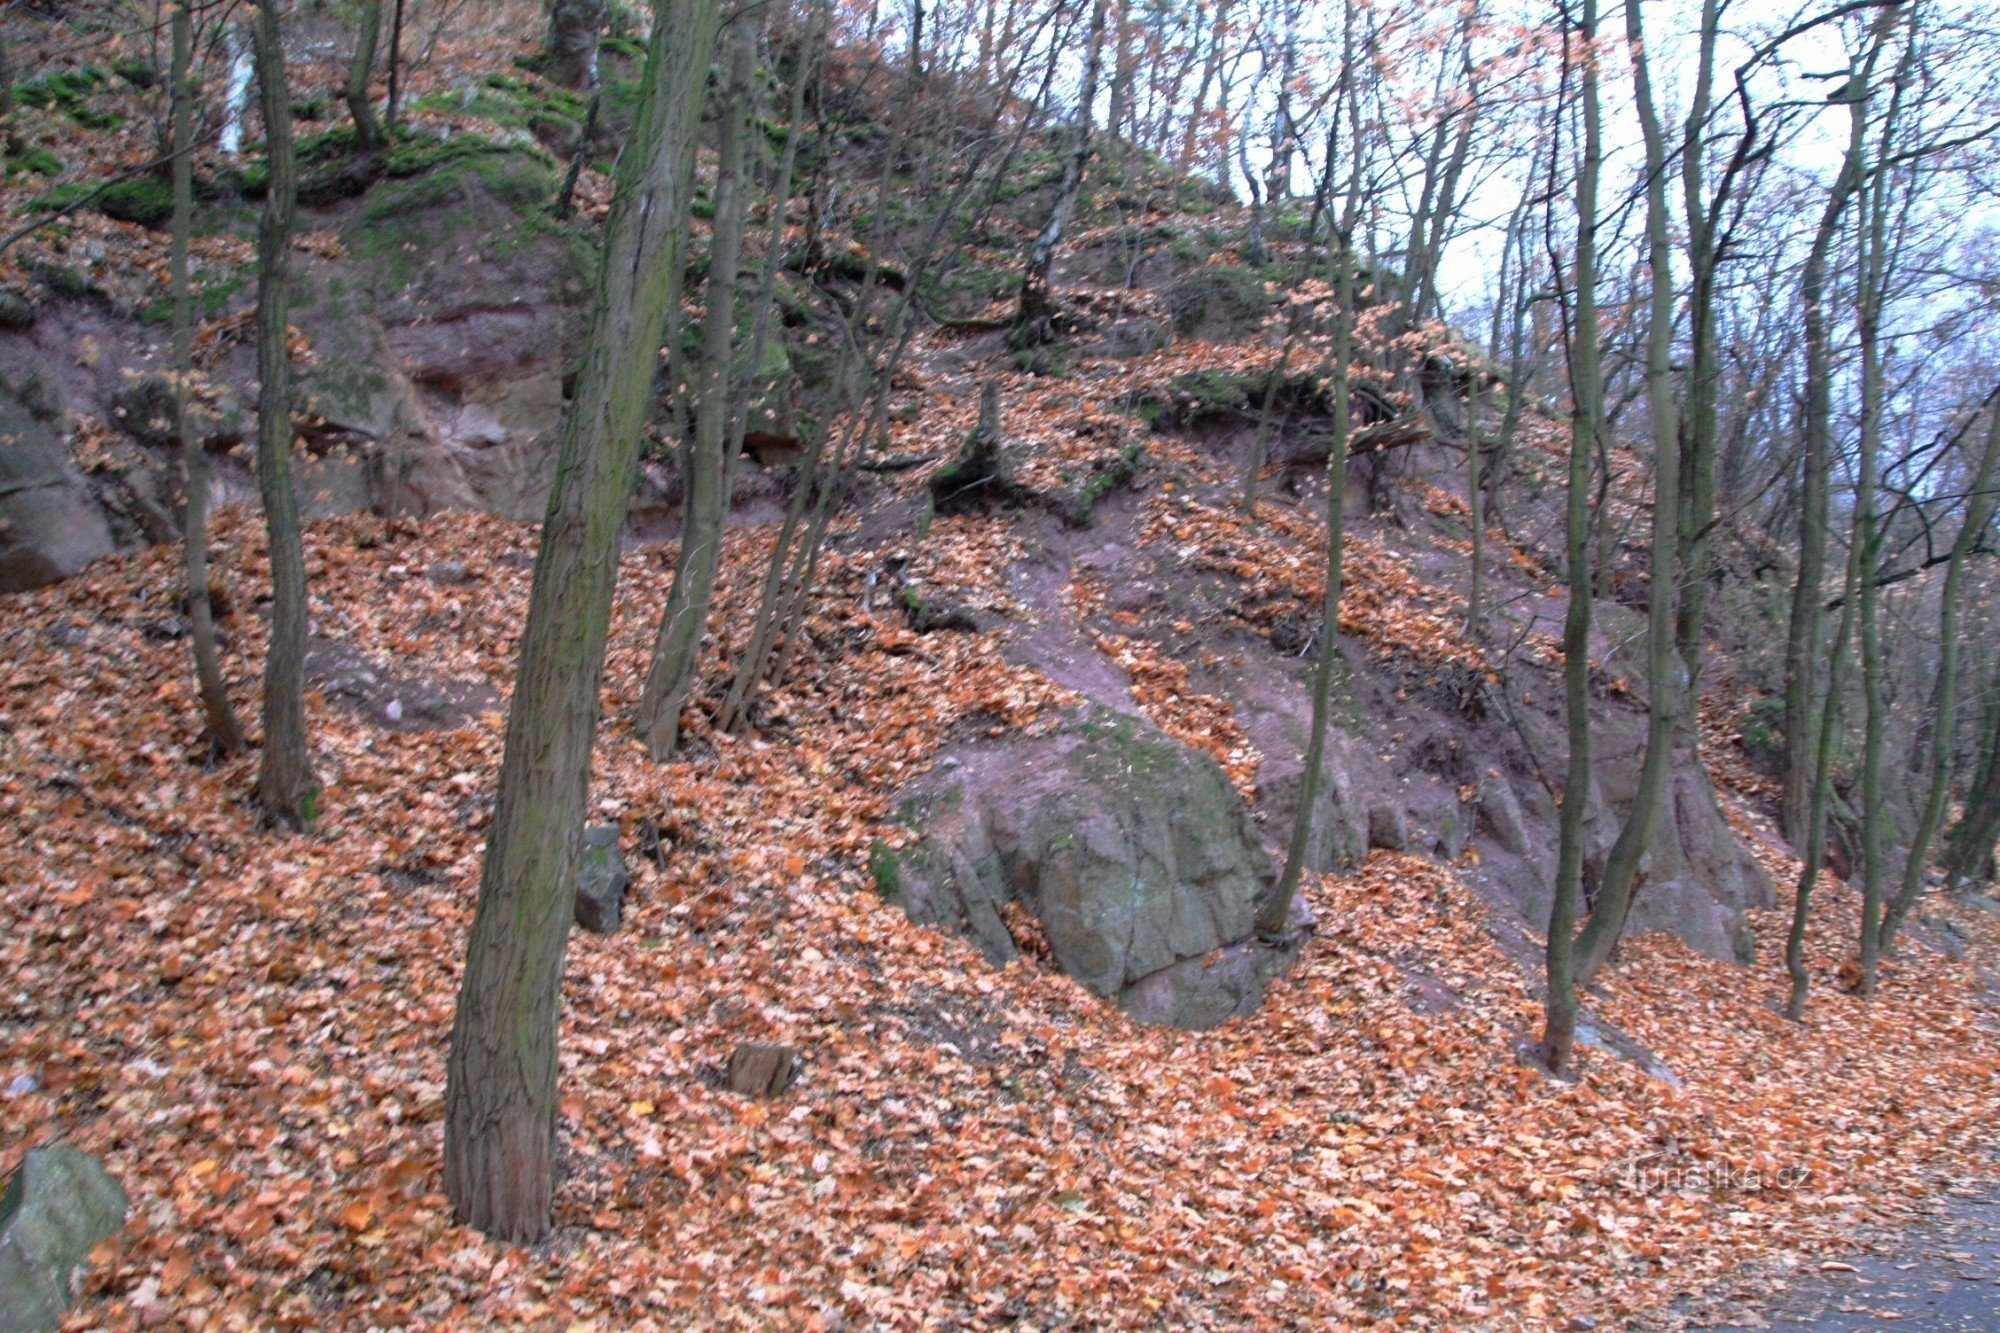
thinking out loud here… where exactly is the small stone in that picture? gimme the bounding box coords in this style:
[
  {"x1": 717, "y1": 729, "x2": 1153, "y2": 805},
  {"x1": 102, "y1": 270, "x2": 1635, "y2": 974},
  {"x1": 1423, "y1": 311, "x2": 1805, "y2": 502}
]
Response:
[
  {"x1": 383, "y1": 698, "x2": 404, "y2": 723},
  {"x1": 3, "y1": 1074, "x2": 35, "y2": 1097},
  {"x1": 572, "y1": 825, "x2": 629, "y2": 934},
  {"x1": 426, "y1": 560, "x2": 472, "y2": 586},
  {"x1": 726, "y1": 1043, "x2": 799, "y2": 1099}
]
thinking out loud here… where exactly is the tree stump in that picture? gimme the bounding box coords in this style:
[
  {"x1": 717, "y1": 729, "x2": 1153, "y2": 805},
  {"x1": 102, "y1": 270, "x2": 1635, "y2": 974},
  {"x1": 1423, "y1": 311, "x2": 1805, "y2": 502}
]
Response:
[{"x1": 726, "y1": 1043, "x2": 799, "y2": 1099}]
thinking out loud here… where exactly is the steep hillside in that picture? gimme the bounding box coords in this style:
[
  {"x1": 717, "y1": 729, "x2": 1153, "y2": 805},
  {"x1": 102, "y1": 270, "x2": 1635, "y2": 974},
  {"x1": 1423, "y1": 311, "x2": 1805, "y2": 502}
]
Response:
[{"x1": 4, "y1": 15, "x2": 2000, "y2": 1329}]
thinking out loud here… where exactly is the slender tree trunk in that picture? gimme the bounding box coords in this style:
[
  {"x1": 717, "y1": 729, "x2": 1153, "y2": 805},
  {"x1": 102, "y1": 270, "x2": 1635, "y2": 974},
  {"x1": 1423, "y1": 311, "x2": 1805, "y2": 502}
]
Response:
[
  {"x1": 1945, "y1": 666, "x2": 2000, "y2": 891},
  {"x1": 634, "y1": 17, "x2": 757, "y2": 758},
  {"x1": 385, "y1": 0, "x2": 405, "y2": 129},
  {"x1": 345, "y1": 0, "x2": 384, "y2": 152},
  {"x1": 1786, "y1": 526, "x2": 1860, "y2": 1021},
  {"x1": 174, "y1": 3, "x2": 244, "y2": 756},
  {"x1": 1180, "y1": 0, "x2": 1230, "y2": 175},
  {"x1": 548, "y1": 0, "x2": 610, "y2": 91},
  {"x1": 444, "y1": 0, "x2": 720, "y2": 1244},
  {"x1": 1671, "y1": 0, "x2": 1720, "y2": 740},
  {"x1": 250, "y1": 0, "x2": 318, "y2": 830},
  {"x1": 1012, "y1": 0, "x2": 1106, "y2": 348},
  {"x1": 1571, "y1": 0, "x2": 1681, "y2": 987},
  {"x1": 1105, "y1": 0, "x2": 1134, "y2": 143},
  {"x1": 1779, "y1": 59, "x2": 1874, "y2": 845},
  {"x1": 1541, "y1": 0, "x2": 1602, "y2": 1076},
  {"x1": 1257, "y1": 67, "x2": 1361, "y2": 937},
  {"x1": 1879, "y1": 402, "x2": 2000, "y2": 948},
  {"x1": 1854, "y1": 194, "x2": 1888, "y2": 998}
]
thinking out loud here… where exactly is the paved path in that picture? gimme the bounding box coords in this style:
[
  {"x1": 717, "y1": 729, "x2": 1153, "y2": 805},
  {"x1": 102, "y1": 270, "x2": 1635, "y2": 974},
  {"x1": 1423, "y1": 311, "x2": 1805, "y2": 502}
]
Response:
[{"x1": 1683, "y1": 1188, "x2": 2000, "y2": 1329}]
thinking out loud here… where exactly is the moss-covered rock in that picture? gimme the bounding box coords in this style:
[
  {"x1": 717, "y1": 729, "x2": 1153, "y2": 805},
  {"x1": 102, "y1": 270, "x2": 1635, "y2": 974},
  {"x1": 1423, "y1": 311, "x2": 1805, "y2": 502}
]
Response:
[
  {"x1": 97, "y1": 174, "x2": 173, "y2": 227},
  {"x1": 879, "y1": 704, "x2": 1302, "y2": 1028},
  {"x1": 1161, "y1": 262, "x2": 1275, "y2": 336}
]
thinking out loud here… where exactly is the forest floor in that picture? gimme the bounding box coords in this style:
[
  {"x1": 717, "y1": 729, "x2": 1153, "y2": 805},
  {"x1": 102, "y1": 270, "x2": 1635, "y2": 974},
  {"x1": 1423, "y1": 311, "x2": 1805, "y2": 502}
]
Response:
[{"x1": 5, "y1": 489, "x2": 2000, "y2": 1329}]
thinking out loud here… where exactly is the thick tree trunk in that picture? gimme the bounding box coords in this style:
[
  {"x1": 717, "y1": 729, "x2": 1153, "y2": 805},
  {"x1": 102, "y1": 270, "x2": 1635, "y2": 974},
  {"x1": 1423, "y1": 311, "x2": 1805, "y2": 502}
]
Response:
[
  {"x1": 1571, "y1": 0, "x2": 1681, "y2": 987},
  {"x1": 444, "y1": 0, "x2": 720, "y2": 1244},
  {"x1": 1541, "y1": 0, "x2": 1602, "y2": 1076},
  {"x1": 634, "y1": 17, "x2": 757, "y2": 758},
  {"x1": 345, "y1": 0, "x2": 383, "y2": 152},
  {"x1": 174, "y1": 3, "x2": 244, "y2": 757},
  {"x1": 250, "y1": 1, "x2": 318, "y2": 830},
  {"x1": 547, "y1": 0, "x2": 609, "y2": 91}
]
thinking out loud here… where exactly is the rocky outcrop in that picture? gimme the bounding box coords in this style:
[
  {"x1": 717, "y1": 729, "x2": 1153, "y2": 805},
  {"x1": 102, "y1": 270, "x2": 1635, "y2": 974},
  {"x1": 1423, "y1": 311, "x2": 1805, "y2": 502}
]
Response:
[
  {"x1": 0, "y1": 372, "x2": 113, "y2": 593},
  {"x1": 0, "y1": 1144, "x2": 128, "y2": 1331},
  {"x1": 871, "y1": 705, "x2": 1308, "y2": 1028}
]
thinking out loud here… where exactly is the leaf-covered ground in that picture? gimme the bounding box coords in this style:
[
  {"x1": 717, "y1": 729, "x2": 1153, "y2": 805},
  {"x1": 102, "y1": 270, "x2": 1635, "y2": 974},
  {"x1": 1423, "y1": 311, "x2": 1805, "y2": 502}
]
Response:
[{"x1": 5, "y1": 487, "x2": 2000, "y2": 1329}]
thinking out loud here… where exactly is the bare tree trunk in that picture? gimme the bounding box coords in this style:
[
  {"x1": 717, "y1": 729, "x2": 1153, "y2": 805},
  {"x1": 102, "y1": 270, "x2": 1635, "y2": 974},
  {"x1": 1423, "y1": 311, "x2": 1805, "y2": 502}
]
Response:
[
  {"x1": 444, "y1": 0, "x2": 720, "y2": 1244},
  {"x1": 1670, "y1": 0, "x2": 1721, "y2": 739},
  {"x1": 548, "y1": 0, "x2": 609, "y2": 91},
  {"x1": 250, "y1": 0, "x2": 318, "y2": 830},
  {"x1": 1105, "y1": 0, "x2": 1134, "y2": 142},
  {"x1": 1541, "y1": 0, "x2": 1602, "y2": 1076},
  {"x1": 1879, "y1": 400, "x2": 2000, "y2": 948},
  {"x1": 1945, "y1": 665, "x2": 2000, "y2": 891},
  {"x1": 634, "y1": 16, "x2": 757, "y2": 758},
  {"x1": 1012, "y1": 0, "x2": 1106, "y2": 348},
  {"x1": 1779, "y1": 121, "x2": 1867, "y2": 844},
  {"x1": 1257, "y1": 19, "x2": 1362, "y2": 938},
  {"x1": 1180, "y1": 0, "x2": 1231, "y2": 175},
  {"x1": 1571, "y1": 0, "x2": 1682, "y2": 987},
  {"x1": 1786, "y1": 521, "x2": 1860, "y2": 1021},
  {"x1": 345, "y1": 0, "x2": 384, "y2": 152},
  {"x1": 174, "y1": 2, "x2": 244, "y2": 756},
  {"x1": 385, "y1": 0, "x2": 405, "y2": 129}
]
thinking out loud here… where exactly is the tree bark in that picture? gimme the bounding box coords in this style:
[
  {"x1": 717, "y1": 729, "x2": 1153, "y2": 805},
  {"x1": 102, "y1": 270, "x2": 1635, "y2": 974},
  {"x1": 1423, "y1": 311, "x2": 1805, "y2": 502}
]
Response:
[
  {"x1": 1541, "y1": 0, "x2": 1602, "y2": 1076},
  {"x1": 174, "y1": 3, "x2": 245, "y2": 757},
  {"x1": 250, "y1": 0, "x2": 318, "y2": 830},
  {"x1": 1571, "y1": 0, "x2": 1682, "y2": 987},
  {"x1": 1786, "y1": 522, "x2": 1860, "y2": 1021},
  {"x1": 1012, "y1": 0, "x2": 1106, "y2": 348},
  {"x1": 634, "y1": 16, "x2": 757, "y2": 758},
  {"x1": 1779, "y1": 68, "x2": 1872, "y2": 845},
  {"x1": 444, "y1": 0, "x2": 720, "y2": 1244},
  {"x1": 1944, "y1": 665, "x2": 2000, "y2": 891},
  {"x1": 1258, "y1": 28, "x2": 1362, "y2": 937},
  {"x1": 345, "y1": 0, "x2": 384, "y2": 152},
  {"x1": 1879, "y1": 400, "x2": 2000, "y2": 948},
  {"x1": 547, "y1": 0, "x2": 610, "y2": 91}
]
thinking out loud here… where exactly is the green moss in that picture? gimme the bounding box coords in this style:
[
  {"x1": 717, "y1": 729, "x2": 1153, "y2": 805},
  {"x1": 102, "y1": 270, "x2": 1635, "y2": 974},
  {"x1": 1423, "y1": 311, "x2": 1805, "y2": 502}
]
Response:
[
  {"x1": 98, "y1": 175, "x2": 174, "y2": 227},
  {"x1": 601, "y1": 33, "x2": 648, "y2": 60},
  {"x1": 17, "y1": 66, "x2": 121, "y2": 130},
  {"x1": 345, "y1": 143, "x2": 582, "y2": 299},
  {"x1": 6, "y1": 146, "x2": 63, "y2": 177},
  {"x1": 17, "y1": 181, "x2": 94, "y2": 215},
  {"x1": 868, "y1": 840, "x2": 904, "y2": 900},
  {"x1": 111, "y1": 56, "x2": 159, "y2": 88},
  {"x1": 137, "y1": 273, "x2": 245, "y2": 325}
]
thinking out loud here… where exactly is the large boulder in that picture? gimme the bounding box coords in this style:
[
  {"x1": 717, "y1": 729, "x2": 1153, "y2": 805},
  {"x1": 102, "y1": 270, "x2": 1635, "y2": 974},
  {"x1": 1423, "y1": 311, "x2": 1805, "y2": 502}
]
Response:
[
  {"x1": 872, "y1": 705, "x2": 1307, "y2": 1028},
  {"x1": 0, "y1": 1145, "x2": 127, "y2": 1331},
  {"x1": 0, "y1": 373, "x2": 112, "y2": 593}
]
